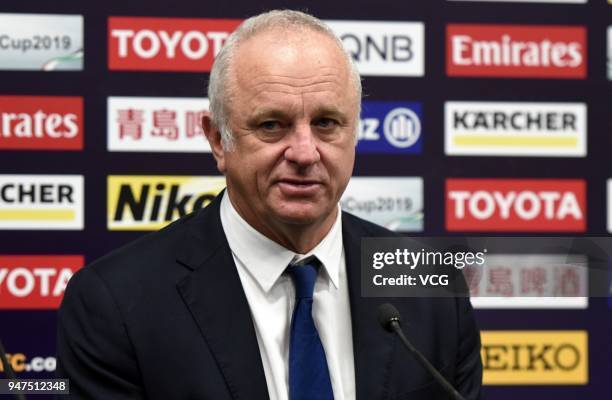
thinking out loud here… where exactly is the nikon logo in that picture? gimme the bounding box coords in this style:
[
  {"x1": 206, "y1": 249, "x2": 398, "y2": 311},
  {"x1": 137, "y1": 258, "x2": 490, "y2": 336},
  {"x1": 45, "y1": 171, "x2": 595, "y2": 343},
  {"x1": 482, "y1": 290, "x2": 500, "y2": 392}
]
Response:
[
  {"x1": 481, "y1": 330, "x2": 588, "y2": 385},
  {"x1": 107, "y1": 176, "x2": 225, "y2": 231}
]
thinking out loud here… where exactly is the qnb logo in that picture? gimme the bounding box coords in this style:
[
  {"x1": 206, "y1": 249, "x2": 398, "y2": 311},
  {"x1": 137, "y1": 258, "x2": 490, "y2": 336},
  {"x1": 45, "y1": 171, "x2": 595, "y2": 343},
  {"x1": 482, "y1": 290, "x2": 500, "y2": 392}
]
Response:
[
  {"x1": 357, "y1": 102, "x2": 423, "y2": 154},
  {"x1": 0, "y1": 354, "x2": 56, "y2": 373},
  {"x1": 446, "y1": 179, "x2": 586, "y2": 232},
  {"x1": 447, "y1": 24, "x2": 587, "y2": 78},
  {"x1": 340, "y1": 33, "x2": 414, "y2": 63},
  {"x1": 481, "y1": 331, "x2": 588, "y2": 385},
  {"x1": 326, "y1": 21, "x2": 424, "y2": 77},
  {"x1": 0, "y1": 255, "x2": 83, "y2": 309},
  {"x1": 107, "y1": 176, "x2": 226, "y2": 231},
  {"x1": 108, "y1": 17, "x2": 242, "y2": 71}
]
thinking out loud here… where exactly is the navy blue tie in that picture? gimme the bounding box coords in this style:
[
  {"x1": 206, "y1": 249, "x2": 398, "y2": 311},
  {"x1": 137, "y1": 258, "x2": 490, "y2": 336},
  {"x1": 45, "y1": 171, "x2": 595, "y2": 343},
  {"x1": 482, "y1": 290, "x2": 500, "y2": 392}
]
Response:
[{"x1": 288, "y1": 259, "x2": 334, "y2": 400}]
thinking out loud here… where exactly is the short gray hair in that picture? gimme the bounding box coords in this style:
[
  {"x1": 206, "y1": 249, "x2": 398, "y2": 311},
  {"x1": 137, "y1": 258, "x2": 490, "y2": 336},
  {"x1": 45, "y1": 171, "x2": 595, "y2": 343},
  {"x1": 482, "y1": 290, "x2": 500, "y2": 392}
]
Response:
[{"x1": 207, "y1": 9, "x2": 362, "y2": 150}]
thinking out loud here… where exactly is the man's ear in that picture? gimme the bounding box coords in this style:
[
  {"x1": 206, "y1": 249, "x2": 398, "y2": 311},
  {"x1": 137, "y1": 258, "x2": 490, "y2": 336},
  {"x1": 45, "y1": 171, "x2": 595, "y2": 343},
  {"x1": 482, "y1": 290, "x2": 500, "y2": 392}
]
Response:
[{"x1": 202, "y1": 112, "x2": 226, "y2": 173}]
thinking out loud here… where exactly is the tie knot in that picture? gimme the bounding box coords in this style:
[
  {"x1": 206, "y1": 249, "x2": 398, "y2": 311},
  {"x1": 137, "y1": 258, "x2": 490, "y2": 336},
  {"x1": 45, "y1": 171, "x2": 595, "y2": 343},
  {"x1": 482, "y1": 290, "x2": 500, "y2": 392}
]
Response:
[{"x1": 288, "y1": 258, "x2": 320, "y2": 299}]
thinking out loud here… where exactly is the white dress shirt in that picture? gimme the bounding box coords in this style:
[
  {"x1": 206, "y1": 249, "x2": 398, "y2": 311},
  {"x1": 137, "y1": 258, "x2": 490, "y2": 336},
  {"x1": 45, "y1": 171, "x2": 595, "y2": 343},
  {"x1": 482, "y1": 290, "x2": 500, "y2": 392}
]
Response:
[{"x1": 220, "y1": 192, "x2": 356, "y2": 400}]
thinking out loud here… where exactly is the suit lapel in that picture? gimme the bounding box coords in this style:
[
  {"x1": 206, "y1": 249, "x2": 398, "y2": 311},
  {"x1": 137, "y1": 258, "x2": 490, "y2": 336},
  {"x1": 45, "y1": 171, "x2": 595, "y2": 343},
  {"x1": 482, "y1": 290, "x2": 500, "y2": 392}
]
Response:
[
  {"x1": 343, "y1": 214, "x2": 396, "y2": 400},
  {"x1": 175, "y1": 196, "x2": 270, "y2": 400},
  {"x1": 173, "y1": 196, "x2": 395, "y2": 400}
]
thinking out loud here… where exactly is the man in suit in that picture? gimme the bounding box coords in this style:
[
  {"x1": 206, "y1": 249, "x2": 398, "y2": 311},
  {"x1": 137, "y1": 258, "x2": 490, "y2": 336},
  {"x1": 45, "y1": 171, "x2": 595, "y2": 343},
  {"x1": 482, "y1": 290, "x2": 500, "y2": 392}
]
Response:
[{"x1": 57, "y1": 9, "x2": 482, "y2": 399}]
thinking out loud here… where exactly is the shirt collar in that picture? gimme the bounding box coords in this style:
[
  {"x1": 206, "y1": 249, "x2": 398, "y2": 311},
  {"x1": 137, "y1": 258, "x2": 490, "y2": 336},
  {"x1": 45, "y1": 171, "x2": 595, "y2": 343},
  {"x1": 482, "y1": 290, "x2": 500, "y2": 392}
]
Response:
[{"x1": 220, "y1": 191, "x2": 343, "y2": 293}]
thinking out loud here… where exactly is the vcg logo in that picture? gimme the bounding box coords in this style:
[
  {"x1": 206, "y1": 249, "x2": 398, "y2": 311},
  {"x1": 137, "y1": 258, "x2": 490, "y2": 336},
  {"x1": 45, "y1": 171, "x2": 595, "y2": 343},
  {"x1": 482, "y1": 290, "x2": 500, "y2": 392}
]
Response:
[
  {"x1": 0, "y1": 175, "x2": 84, "y2": 230},
  {"x1": 357, "y1": 101, "x2": 423, "y2": 154},
  {"x1": 481, "y1": 331, "x2": 588, "y2": 385},
  {"x1": 446, "y1": 179, "x2": 586, "y2": 232},
  {"x1": 0, "y1": 95, "x2": 83, "y2": 150},
  {"x1": 108, "y1": 17, "x2": 242, "y2": 71},
  {"x1": 108, "y1": 176, "x2": 226, "y2": 230},
  {"x1": 0, "y1": 255, "x2": 83, "y2": 309},
  {"x1": 326, "y1": 21, "x2": 424, "y2": 77},
  {"x1": 447, "y1": 24, "x2": 587, "y2": 79}
]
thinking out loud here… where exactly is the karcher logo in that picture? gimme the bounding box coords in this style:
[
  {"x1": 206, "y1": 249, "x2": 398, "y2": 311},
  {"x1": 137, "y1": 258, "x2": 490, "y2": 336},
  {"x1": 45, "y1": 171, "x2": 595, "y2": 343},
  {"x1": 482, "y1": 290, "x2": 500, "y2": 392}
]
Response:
[
  {"x1": 107, "y1": 175, "x2": 225, "y2": 231},
  {"x1": 481, "y1": 330, "x2": 588, "y2": 385},
  {"x1": 445, "y1": 102, "x2": 587, "y2": 157},
  {"x1": 0, "y1": 175, "x2": 83, "y2": 230}
]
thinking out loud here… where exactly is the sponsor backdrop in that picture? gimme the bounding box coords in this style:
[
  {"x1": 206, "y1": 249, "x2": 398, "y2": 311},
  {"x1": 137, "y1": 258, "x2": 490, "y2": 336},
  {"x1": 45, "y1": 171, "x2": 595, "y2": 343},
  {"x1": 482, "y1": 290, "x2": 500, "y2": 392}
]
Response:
[{"x1": 0, "y1": 0, "x2": 610, "y2": 399}]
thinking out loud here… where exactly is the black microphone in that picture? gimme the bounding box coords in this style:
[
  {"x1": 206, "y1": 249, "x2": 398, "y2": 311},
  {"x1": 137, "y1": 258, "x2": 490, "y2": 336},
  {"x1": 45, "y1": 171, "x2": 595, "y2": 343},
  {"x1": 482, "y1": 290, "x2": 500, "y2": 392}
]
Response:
[
  {"x1": 378, "y1": 303, "x2": 466, "y2": 400},
  {"x1": 0, "y1": 337, "x2": 27, "y2": 400}
]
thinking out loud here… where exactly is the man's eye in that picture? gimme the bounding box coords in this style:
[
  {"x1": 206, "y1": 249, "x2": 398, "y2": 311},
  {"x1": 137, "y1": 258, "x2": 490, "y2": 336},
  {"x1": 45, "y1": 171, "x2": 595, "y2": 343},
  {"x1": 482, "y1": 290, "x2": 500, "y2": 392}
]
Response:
[
  {"x1": 314, "y1": 118, "x2": 338, "y2": 129},
  {"x1": 260, "y1": 121, "x2": 282, "y2": 130}
]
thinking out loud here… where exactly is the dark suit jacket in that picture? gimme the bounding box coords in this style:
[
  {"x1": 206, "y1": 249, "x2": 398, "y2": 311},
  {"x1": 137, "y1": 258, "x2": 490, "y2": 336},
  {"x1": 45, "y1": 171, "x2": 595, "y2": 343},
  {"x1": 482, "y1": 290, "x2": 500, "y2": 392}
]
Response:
[{"x1": 57, "y1": 193, "x2": 482, "y2": 399}]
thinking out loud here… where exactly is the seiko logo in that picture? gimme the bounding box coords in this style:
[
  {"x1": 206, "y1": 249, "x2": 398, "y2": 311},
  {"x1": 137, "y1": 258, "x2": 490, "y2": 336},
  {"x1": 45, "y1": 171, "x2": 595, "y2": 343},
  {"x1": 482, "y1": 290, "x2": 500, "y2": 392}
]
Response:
[
  {"x1": 480, "y1": 331, "x2": 588, "y2": 384},
  {"x1": 483, "y1": 343, "x2": 581, "y2": 371}
]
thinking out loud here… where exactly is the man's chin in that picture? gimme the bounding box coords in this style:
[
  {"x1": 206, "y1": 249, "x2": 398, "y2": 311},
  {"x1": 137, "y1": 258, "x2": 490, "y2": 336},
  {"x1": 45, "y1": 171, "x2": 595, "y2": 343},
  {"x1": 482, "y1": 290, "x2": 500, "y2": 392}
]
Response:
[{"x1": 270, "y1": 203, "x2": 334, "y2": 226}]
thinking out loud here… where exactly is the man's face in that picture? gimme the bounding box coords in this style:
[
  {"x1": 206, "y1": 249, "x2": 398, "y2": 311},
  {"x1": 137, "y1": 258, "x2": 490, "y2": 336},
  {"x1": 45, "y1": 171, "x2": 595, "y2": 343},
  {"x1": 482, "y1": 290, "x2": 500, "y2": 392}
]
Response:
[{"x1": 211, "y1": 29, "x2": 358, "y2": 237}]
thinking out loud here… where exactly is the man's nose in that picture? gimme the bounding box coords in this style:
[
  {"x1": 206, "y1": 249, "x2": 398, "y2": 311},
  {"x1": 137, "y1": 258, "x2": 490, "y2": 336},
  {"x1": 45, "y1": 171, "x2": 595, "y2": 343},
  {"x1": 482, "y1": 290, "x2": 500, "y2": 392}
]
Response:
[{"x1": 284, "y1": 123, "x2": 320, "y2": 166}]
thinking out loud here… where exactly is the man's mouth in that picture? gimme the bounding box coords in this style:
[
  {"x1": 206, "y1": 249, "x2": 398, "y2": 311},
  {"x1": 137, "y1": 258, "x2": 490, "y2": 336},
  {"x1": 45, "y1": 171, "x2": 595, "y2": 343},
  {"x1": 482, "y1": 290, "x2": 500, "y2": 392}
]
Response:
[{"x1": 276, "y1": 179, "x2": 322, "y2": 195}]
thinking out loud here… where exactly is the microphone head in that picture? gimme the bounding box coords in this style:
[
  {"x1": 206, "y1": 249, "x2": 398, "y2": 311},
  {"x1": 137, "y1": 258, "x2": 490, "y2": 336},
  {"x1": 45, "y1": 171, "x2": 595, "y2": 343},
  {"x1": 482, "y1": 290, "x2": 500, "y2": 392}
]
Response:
[{"x1": 377, "y1": 303, "x2": 401, "y2": 332}]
